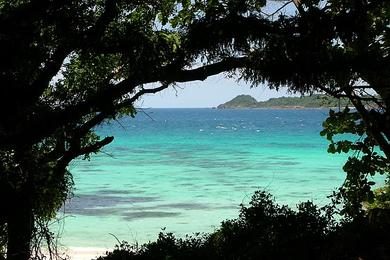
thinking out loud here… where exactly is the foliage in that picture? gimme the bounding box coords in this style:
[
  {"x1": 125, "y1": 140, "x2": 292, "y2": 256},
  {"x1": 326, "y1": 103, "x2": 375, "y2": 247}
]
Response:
[
  {"x1": 97, "y1": 191, "x2": 390, "y2": 260},
  {"x1": 320, "y1": 107, "x2": 390, "y2": 217},
  {"x1": 364, "y1": 183, "x2": 390, "y2": 210}
]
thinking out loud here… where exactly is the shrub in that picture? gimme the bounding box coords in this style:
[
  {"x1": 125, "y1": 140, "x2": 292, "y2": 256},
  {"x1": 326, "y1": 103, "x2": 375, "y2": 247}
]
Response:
[{"x1": 97, "y1": 191, "x2": 389, "y2": 260}]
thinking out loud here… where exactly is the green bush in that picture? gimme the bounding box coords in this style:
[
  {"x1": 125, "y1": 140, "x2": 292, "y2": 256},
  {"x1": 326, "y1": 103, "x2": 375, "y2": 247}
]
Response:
[{"x1": 97, "y1": 191, "x2": 390, "y2": 260}]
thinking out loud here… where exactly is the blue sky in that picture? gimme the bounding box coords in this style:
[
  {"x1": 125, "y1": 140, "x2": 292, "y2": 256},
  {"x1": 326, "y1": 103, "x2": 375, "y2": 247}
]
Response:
[{"x1": 138, "y1": 74, "x2": 293, "y2": 108}]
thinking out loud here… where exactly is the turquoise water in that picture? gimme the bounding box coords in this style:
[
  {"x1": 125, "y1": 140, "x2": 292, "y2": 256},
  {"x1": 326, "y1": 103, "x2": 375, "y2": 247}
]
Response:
[{"x1": 56, "y1": 109, "x2": 349, "y2": 248}]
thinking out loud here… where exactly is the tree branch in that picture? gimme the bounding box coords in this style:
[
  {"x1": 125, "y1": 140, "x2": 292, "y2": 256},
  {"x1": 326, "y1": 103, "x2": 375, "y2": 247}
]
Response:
[
  {"x1": 28, "y1": 0, "x2": 120, "y2": 103},
  {"x1": 83, "y1": 0, "x2": 119, "y2": 44},
  {"x1": 0, "y1": 57, "x2": 249, "y2": 148},
  {"x1": 164, "y1": 57, "x2": 248, "y2": 83},
  {"x1": 263, "y1": 1, "x2": 294, "y2": 18},
  {"x1": 116, "y1": 84, "x2": 171, "y2": 110},
  {"x1": 293, "y1": 0, "x2": 305, "y2": 15},
  {"x1": 344, "y1": 89, "x2": 390, "y2": 159},
  {"x1": 28, "y1": 47, "x2": 70, "y2": 101},
  {"x1": 56, "y1": 136, "x2": 114, "y2": 169}
]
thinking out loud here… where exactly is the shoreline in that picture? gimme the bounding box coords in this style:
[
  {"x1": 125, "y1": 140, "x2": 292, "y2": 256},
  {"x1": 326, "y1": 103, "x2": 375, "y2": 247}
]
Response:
[{"x1": 49, "y1": 246, "x2": 108, "y2": 260}]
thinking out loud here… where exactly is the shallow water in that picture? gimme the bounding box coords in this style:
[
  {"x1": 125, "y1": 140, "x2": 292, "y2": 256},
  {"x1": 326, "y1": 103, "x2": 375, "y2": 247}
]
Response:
[{"x1": 56, "y1": 108, "x2": 350, "y2": 248}]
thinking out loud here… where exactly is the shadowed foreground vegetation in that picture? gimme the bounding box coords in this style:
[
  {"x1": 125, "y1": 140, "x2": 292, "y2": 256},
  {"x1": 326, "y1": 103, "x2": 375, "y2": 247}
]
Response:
[{"x1": 97, "y1": 191, "x2": 390, "y2": 260}]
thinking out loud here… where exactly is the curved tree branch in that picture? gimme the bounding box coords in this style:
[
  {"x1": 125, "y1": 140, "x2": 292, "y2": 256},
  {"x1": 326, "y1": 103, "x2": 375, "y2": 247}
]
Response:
[
  {"x1": 0, "y1": 57, "x2": 249, "y2": 148},
  {"x1": 56, "y1": 136, "x2": 114, "y2": 170},
  {"x1": 344, "y1": 88, "x2": 390, "y2": 159}
]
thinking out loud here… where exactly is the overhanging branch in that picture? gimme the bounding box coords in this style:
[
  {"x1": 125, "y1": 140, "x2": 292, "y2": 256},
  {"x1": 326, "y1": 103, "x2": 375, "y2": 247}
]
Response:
[
  {"x1": 56, "y1": 136, "x2": 114, "y2": 169},
  {"x1": 0, "y1": 57, "x2": 250, "y2": 148}
]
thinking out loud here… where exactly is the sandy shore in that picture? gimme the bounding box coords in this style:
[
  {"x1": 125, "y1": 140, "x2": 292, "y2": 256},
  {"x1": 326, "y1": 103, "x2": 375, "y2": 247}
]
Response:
[{"x1": 55, "y1": 247, "x2": 108, "y2": 260}]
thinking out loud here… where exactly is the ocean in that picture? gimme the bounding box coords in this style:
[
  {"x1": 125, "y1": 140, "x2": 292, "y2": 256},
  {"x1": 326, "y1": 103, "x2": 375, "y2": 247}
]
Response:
[{"x1": 56, "y1": 108, "x2": 349, "y2": 249}]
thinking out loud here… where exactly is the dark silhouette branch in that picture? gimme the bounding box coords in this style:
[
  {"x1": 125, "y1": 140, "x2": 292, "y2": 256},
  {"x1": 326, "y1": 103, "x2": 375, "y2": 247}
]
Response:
[
  {"x1": 28, "y1": 0, "x2": 121, "y2": 103},
  {"x1": 0, "y1": 57, "x2": 249, "y2": 148},
  {"x1": 263, "y1": 1, "x2": 294, "y2": 18},
  {"x1": 344, "y1": 89, "x2": 390, "y2": 159},
  {"x1": 57, "y1": 136, "x2": 114, "y2": 170},
  {"x1": 28, "y1": 47, "x2": 70, "y2": 101}
]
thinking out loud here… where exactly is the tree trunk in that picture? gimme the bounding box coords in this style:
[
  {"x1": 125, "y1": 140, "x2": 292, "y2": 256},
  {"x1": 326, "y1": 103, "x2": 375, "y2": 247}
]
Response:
[{"x1": 6, "y1": 193, "x2": 34, "y2": 260}]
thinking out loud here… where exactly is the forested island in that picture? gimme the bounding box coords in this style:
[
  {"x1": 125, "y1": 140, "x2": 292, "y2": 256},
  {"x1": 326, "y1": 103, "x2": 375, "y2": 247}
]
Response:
[{"x1": 217, "y1": 94, "x2": 351, "y2": 109}]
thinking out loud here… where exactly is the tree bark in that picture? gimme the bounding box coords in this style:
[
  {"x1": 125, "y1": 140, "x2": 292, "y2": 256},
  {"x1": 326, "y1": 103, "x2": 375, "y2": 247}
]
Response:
[{"x1": 6, "y1": 192, "x2": 34, "y2": 260}]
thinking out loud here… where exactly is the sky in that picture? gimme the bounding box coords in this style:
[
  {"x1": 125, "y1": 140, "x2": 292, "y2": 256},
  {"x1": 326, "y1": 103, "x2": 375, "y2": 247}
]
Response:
[{"x1": 138, "y1": 74, "x2": 293, "y2": 108}]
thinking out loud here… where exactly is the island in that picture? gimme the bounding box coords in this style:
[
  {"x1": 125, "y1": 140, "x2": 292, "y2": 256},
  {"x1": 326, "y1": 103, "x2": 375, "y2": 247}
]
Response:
[{"x1": 217, "y1": 94, "x2": 351, "y2": 109}]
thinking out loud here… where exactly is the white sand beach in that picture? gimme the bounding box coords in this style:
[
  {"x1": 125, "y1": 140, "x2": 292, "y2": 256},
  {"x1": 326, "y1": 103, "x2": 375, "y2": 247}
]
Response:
[{"x1": 56, "y1": 247, "x2": 108, "y2": 260}]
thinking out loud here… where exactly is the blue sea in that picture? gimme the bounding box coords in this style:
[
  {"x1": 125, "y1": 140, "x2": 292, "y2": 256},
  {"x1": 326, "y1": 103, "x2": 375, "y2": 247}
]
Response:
[{"x1": 56, "y1": 108, "x2": 350, "y2": 248}]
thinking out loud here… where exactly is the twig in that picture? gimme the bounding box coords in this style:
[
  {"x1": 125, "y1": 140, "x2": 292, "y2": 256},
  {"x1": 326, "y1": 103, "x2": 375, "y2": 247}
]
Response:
[
  {"x1": 262, "y1": 0, "x2": 294, "y2": 18},
  {"x1": 109, "y1": 233, "x2": 122, "y2": 245},
  {"x1": 137, "y1": 107, "x2": 156, "y2": 121}
]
